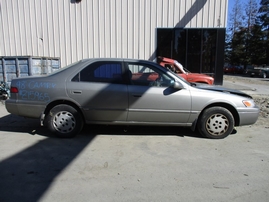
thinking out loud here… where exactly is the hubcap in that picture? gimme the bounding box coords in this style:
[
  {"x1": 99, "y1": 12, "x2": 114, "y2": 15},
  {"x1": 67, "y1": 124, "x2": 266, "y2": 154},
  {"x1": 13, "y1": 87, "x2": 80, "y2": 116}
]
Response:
[
  {"x1": 206, "y1": 113, "x2": 229, "y2": 136},
  {"x1": 53, "y1": 111, "x2": 76, "y2": 133}
]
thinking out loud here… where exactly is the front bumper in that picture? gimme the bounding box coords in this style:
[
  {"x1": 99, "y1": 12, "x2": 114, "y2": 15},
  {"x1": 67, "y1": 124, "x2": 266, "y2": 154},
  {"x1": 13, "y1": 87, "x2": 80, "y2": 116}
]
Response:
[{"x1": 237, "y1": 106, "x2": 260, "y2": 126}]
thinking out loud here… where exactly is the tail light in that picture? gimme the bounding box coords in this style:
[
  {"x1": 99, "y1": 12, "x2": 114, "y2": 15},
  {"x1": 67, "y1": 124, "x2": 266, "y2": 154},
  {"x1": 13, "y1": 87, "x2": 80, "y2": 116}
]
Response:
[{"x1": 10, "y1": 87, "x2": 19, "y2": 93}]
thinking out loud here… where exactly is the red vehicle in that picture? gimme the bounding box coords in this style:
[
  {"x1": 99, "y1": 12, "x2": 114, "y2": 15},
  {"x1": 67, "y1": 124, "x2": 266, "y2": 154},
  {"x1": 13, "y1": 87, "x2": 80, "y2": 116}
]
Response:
[
  {"x1": 223, "y1": 65, "x2": 244, "y2": 74},
  {"x1": 158, "y1": 57, "x2": 214, "y2": 85}
]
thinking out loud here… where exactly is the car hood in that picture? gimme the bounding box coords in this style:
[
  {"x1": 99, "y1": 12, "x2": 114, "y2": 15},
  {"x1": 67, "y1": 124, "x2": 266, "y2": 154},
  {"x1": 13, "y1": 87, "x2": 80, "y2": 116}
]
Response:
[
  {"x1": 187, "y1": 73, "x2": 211, "y2": 78},
  {"x1": 193, "y1": 83, "x2": 253, "y2": 99}
]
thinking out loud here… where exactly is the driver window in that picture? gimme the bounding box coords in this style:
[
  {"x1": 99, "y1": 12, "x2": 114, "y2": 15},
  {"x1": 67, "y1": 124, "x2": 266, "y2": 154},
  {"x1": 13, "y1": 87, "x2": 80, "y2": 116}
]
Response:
[{"x1": 127, "y1": 63, "x2": 174, "y2": 87}]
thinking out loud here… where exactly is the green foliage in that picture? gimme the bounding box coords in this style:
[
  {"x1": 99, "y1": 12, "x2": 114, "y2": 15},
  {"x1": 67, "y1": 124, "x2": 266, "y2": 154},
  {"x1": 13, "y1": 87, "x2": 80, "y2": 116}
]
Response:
[
  {"x1": 258, "y1": 0, "x2": 269, "y2": 29},
  {"x1": 225, "y1": 0, "x2": 269, "y2": 66}
]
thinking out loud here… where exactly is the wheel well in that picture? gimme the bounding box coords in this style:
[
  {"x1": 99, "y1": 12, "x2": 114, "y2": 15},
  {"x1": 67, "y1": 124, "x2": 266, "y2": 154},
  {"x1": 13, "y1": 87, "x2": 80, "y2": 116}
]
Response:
[
  {"x1": 44, "y1": 100, "x2": 85, "y2": 120},
  {"x1": 198, "y1": 103, "x2": 240, "y2": 126}
]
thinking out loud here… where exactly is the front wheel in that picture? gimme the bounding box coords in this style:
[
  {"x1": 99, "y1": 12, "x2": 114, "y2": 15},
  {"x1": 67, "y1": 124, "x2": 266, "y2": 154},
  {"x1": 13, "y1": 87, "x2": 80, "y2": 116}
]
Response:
[
  {"x1": 45, "y1": 104, "x2": 84, "y2": 138},
  {"x1": 198, "y1": 107, "x2": 234, "y2": 139}
]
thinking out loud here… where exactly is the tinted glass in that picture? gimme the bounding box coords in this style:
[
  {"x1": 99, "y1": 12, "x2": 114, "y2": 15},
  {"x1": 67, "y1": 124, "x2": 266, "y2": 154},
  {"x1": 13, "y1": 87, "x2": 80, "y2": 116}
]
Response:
[
  {"x1": 156, "y1": 28, "x2": 225, "y2": 85},
  {"x1": 77, "y1": 62, "x2": 123, "y2": 83},
  {"x1": 201, "y1": 29, "x2": 217, "y2": 73},
  {"x1": 187, "y1": 29, "x2": 202, "y2": 72}
]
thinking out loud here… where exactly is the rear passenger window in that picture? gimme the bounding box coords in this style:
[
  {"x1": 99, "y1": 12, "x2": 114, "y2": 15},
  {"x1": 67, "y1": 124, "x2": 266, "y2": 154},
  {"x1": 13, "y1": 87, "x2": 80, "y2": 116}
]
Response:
[
  {"x1": 73, "y1": 62, "x2": 123, "y2": 84},
  {"x1": 94, "y1": 64, "x2": 121, "y2": 79}
]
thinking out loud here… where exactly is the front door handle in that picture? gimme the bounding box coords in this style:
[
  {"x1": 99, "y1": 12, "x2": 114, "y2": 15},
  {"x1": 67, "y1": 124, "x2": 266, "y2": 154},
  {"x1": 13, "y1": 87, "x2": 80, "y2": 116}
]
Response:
[{"x1": 132, "y1": 94, "x2": 142, "y2": 97}]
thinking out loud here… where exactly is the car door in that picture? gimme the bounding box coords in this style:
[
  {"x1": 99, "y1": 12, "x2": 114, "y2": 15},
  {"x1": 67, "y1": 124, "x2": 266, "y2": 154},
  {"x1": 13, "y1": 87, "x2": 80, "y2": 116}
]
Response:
[
  {"x1": 66, "y1": 61, "x2": 129, "y2": 123},
  {"x1": 126, "y1": 62, "x2": 192, "y2": 124}
]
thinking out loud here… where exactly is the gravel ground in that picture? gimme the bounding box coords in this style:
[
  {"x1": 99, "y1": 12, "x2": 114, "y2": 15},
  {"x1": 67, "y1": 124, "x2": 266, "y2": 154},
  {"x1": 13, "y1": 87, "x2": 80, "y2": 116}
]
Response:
[{"x1": 253, "y1": 95, "x2": 269, "y2": 126}]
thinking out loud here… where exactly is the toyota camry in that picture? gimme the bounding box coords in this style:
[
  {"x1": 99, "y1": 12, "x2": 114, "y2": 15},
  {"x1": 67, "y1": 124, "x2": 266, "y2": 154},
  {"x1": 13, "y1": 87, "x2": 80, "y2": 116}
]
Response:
[{"x1": 5, "y1": 58, "x2": 259, "y2": 139}]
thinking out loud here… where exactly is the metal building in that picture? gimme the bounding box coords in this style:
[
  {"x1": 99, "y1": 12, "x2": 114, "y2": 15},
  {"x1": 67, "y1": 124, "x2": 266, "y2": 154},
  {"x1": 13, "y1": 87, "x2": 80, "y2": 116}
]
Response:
[{"x1": 0, "y1": 0, "x2": 228, "y2": 84}]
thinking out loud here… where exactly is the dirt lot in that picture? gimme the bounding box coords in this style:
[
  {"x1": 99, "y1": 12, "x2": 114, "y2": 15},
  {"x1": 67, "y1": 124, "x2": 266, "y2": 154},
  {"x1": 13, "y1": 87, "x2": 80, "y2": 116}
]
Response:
[
  {"x1": 253, "y1": 95, "x2": 269, "y2": 126},
  {"x1": 223, "y1": 75, "x2": 269, "y2": 127}
]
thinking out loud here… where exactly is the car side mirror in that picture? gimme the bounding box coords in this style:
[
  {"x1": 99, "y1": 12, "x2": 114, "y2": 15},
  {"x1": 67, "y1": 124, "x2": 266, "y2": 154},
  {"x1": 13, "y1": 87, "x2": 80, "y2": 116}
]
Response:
[{"x1": 173, "y1": 81, "x2": 184, "y2": 89}]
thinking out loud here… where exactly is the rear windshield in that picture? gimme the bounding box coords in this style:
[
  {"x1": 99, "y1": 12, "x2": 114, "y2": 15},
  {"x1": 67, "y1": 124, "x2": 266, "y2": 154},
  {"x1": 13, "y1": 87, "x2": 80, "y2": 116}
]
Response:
[{"x1": 49, "y1": 60, "x2": 82, "y2": 76}]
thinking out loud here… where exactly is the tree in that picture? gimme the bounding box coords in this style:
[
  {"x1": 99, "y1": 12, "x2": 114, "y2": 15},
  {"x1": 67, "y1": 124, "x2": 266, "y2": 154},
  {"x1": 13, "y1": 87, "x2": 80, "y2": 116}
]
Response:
[
  {"x1": 226, "y1": 0, "x2": 265, "y2": 66},
  {"x1": 257, "y1": 0, "x2": 269, "y2": 64},
  {"x1": 249, "y1": 24, "x2": 267, "y2": 64},
  {"x1": 225, "y1": 0, "x2": 245, "y2": 64},
  {"x1": 258, "y1": 0, "x2": 269, "y2": 28},
  {"x1": 229, "y1": 0, "x2": 245, "y2": 36},
  {"x1": 244, "y1": 0, "x2": 259, "y2": 66},
  {"x1": 245, "y1": 0, "x2": 259, "y2": 29},
  {"x1": 230, "y1": 28, "x2": 247, "y2": 65}
]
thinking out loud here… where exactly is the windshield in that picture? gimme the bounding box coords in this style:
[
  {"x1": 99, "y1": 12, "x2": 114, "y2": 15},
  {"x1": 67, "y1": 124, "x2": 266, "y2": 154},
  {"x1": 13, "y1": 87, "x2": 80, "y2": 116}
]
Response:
[
  {"x1": 154, "y1": 62, "x2": 190, "y2": 85},
  {"x1": 174, "y1": 61, "x2": 187, "y2": 74},
  {"x1": 183, "y1": 68, "x2": 191, "y2": 73},
  {"x1": 166, "y1": 68, "x2": 191, "y2": 85}
]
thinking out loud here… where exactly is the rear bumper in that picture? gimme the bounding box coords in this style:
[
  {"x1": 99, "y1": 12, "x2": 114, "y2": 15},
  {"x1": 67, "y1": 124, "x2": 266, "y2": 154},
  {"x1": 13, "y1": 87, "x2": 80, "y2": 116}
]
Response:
[{"x1": 5, "y1": 99, "x2": 45, "y2": 119}]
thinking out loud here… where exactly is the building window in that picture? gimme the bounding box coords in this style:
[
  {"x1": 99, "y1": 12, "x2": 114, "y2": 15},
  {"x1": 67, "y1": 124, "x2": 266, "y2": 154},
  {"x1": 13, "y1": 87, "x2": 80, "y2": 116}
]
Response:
[
  {"x1": 187, "y1": 29, "x2": 202, "y2": 72},
  {"x1": 157, "y1": 28, "x2": 225, "y2": 84}
]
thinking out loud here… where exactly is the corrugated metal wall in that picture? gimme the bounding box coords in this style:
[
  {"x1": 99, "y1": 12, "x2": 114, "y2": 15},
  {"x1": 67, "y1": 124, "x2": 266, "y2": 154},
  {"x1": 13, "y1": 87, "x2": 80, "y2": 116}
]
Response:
[{"x1": 0, "y1": 0, "x2": 228, "y2": 67}]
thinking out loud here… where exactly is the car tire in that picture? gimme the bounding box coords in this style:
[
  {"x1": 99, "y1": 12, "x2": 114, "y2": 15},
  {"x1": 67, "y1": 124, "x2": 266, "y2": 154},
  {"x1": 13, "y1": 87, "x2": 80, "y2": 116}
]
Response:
[
  {"x1": 46, "y1": 104, "x2": 84, "y2": 138},
  {"x1": 198, "y1": 107, "x2": 234, "y2": 139},
  {"x1": 262, "y1": 72, "x2": 267, "y2": 78}
]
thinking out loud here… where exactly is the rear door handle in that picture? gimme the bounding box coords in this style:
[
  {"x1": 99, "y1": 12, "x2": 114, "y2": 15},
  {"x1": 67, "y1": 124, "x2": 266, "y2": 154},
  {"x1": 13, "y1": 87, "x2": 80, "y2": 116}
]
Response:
[{"x1": 72, "y1": 90, "x2": 82, "y2": 94}]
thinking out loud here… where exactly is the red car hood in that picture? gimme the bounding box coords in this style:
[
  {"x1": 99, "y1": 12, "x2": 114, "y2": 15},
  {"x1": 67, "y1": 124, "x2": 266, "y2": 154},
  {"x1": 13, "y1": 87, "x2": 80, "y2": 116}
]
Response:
[{"x1": 186, "y1": 73, "x2": 210, "y2": 77}]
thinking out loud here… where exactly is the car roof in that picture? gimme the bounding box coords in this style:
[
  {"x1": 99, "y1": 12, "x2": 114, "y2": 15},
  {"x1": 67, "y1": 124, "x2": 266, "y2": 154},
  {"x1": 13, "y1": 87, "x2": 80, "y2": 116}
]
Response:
[
  {"x1": 48, "y1": 58, "x2": 161, "y2": 78},
  {"x1": 80, "y1": 58, "x2": 150, "y2": 62}
]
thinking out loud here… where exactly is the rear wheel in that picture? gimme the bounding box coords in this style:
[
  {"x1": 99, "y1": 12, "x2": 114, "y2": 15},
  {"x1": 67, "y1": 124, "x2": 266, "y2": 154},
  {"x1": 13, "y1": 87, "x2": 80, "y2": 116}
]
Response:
[
  {"x1": 198, "y1": 107, "x2": 234, "y2": 139},
  {"x1": 46, "y1": 104, "x2": 84, "y2": 138}
]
